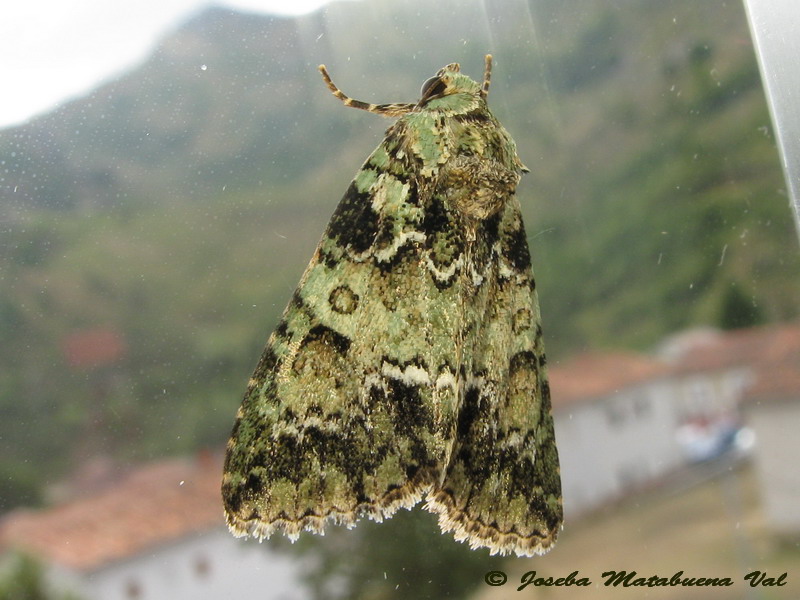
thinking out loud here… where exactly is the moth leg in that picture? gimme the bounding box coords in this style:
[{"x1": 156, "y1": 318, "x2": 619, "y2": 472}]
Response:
[{"x1": 318, "y1": 65, "x2": 416, "y2": 117}]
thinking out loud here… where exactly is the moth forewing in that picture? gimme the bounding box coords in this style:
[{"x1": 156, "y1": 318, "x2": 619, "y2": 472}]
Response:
[{"x1": 222, "y1": 56, "x2": 562, "y2": 557}]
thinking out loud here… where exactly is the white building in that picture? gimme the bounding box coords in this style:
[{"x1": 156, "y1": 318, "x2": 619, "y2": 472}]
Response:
[
  {"x1": 549, "y1": 321, "x2": 800, "y2": 529},
  {"x1": 548, "y1": 352, "x2": 683, "y2": 517},
  {"x1": 734, "y1": 327, "x2": 800, "y2": 536},
  {"x1": 0, "y1": 453, "x2": 306, "y2": 600}
]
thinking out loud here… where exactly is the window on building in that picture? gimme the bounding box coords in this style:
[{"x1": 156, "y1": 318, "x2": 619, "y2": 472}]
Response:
[
  {"x1": 632, "y1": 395, "x2": 651, "y2": 419},
  {"x1": 605, "y1": 402, "x2": 627, "y2": 427},
  {"x1": 125, "y1": 578, "x2": 142, "y2": 599},
  {"x1": 194, "y1": 554, "x2": 211, "y2": 578}
]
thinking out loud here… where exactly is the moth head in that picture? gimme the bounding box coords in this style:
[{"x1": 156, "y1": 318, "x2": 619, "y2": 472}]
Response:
[{"x1": 418, "y1": 62, "x2": 482, "y2": 109}]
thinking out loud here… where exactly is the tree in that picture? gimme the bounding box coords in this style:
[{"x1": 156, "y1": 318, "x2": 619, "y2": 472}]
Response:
[
  {"x1": 719, "y1": 283, "x2": 763, "y2": 330},
  {"x1": 0, "y1": 554, "x2": 83, "y2": 600}
]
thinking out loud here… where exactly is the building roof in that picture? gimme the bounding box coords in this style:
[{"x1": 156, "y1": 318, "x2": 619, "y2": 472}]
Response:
[
  {"x1": 548, "y1": 322, "x2": 800, "y2": 409},
  {"x1": 0, "y1": 452, "x2": 223, "y2": 573},
  {"x1": 666, "y1": 322, "x2": 800, "y2": 405},
  {"x1": 668, "y1": 321, "x2": 800, "y2": 375},
  {"x1": 745, "y1": 352, "x2": 800, "y2": 403},
  {"x1": 549, "y1": 351, "x2": 669, "y2": 408},
  {"x1": 61, "y1": 328, "x2": 127, "y2": 369}
]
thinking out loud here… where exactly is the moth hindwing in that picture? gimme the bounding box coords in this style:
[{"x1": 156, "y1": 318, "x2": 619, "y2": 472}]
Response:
[{"x1": 222, "y1": 55, "x2": 563, "y2": 557}]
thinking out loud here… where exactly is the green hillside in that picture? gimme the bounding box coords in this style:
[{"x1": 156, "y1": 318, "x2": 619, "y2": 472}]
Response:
[{"x1": 1, "y1": 0, "x2": 798, "y2": 511}]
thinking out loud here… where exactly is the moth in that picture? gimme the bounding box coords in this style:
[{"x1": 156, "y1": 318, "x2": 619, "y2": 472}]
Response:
[{"x1": 222, "y1": 55, "x2": 562, "y2": 557}]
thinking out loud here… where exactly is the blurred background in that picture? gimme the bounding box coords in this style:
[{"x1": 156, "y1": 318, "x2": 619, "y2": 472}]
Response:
[{"x1": 1, "y1": 0, "x2": 798, "y2": 598}]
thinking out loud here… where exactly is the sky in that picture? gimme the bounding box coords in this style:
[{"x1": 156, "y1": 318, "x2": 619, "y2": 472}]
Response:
[{"x1": 0, "y1": 0, "x2": 345, "y2": 129}]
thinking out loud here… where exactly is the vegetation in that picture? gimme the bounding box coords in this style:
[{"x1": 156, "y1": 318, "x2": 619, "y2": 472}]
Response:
[
  {"x1": 274, "y1": 509, "x2": 505, "y2": 599},
  {"x1": 0, "y1": 555, "x2": 83, "y2": 600}
]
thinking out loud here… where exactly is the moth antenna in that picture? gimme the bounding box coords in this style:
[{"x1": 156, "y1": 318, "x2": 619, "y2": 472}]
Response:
[
  {"x1": 480, "y1": 54, "x2": 493, "y2": 99},
  {"x1": 318, "y1": 65, "x2": 416, "y2": 117}
]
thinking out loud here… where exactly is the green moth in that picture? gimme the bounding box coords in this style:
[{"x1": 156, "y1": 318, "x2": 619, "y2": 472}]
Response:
[{"x1": 222, "y1": 56, "x2": 562, "y2": 556}]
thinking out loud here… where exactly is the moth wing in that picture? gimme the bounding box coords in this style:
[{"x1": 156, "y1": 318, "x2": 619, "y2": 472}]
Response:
[
  {"x1": 427, "y1": 196, "x2": 563, "y2": 556},
  {"x1": 222, "y1": 134, "x2": 463, "y2": 540}
]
